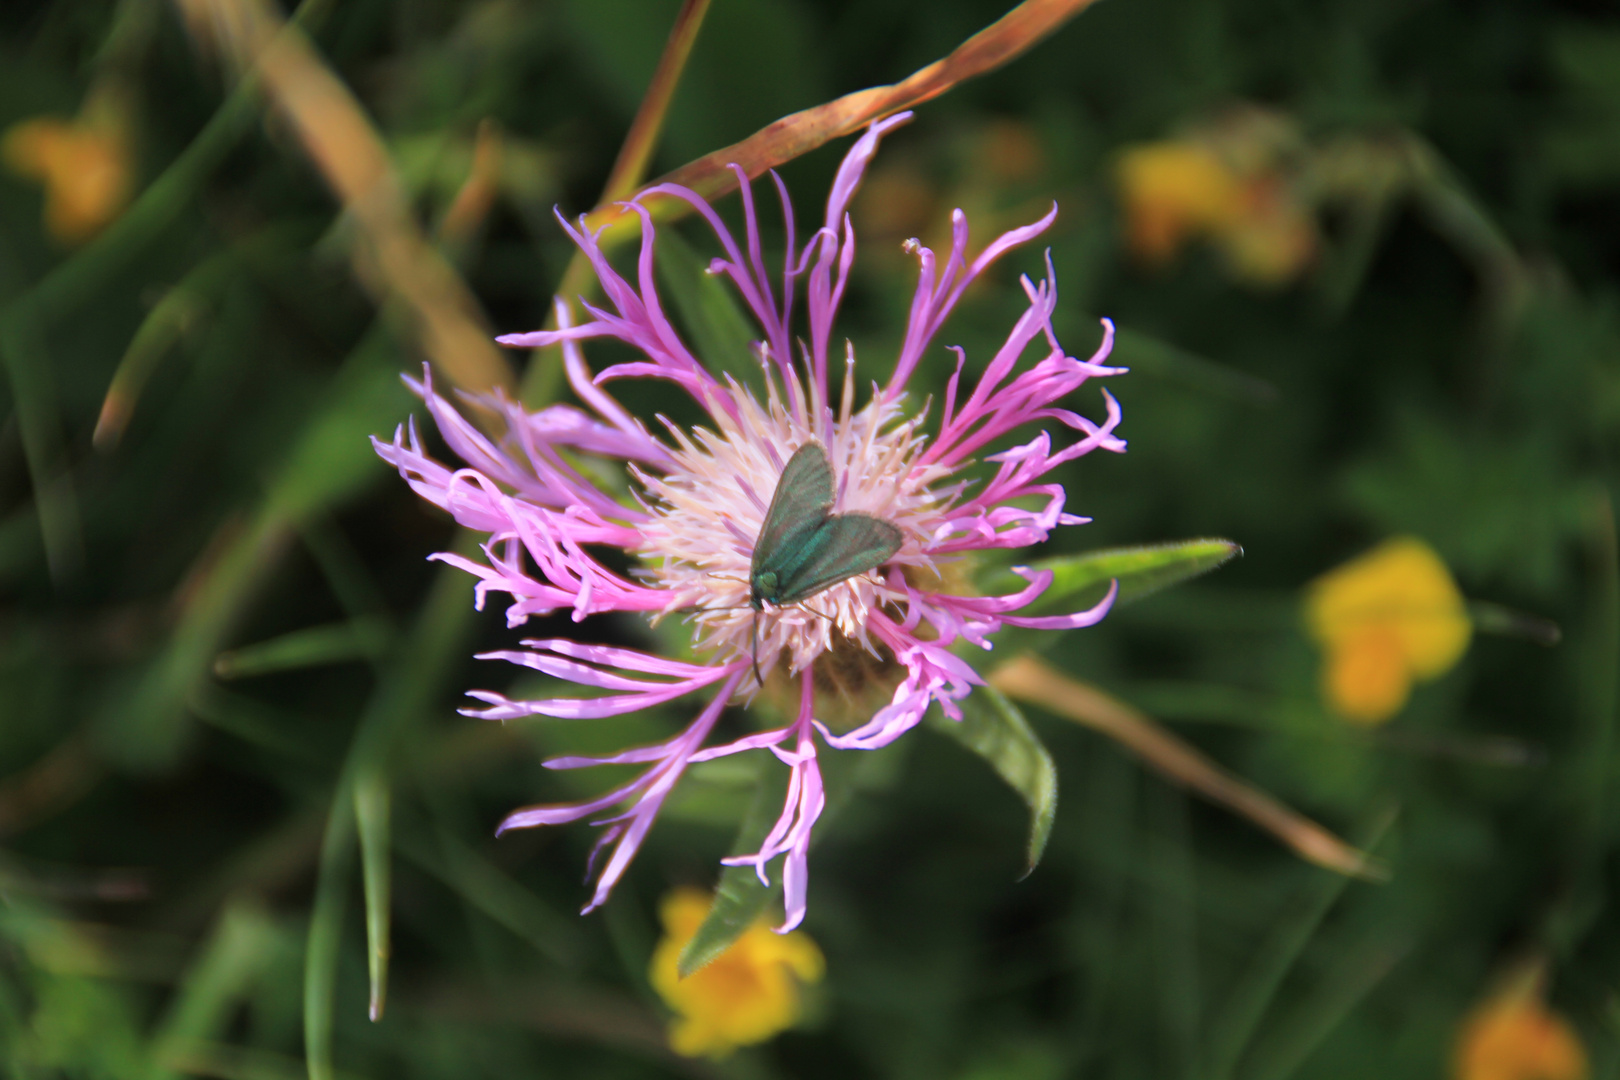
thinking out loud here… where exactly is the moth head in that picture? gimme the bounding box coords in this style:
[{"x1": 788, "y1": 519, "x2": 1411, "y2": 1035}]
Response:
[{"x1": 751, "y1": 570, "x2": 779, "y2": 602}]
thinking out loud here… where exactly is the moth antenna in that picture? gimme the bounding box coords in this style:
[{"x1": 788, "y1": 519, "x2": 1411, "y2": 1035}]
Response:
[{"x1": 799, "y1": 599, "x2": 836, "y2": 621}]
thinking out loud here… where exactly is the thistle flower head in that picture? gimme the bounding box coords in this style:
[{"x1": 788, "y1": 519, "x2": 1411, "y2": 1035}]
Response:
[{"x1": 374, "y1": 111, "x2": 1126, "y2": 930}]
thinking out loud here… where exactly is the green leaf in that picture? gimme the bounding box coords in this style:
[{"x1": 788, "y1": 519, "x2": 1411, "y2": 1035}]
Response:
[
  {"x1": 394, "y1": 828, "x2": 583, "y2": 968},
  {"x1": 676, "y1": 757, "x2": 786, "y2": 977},
  {"x1": 149, "y1": 900, "x2": 281, "y2": 1067},
  {"x1": 96, "y1": 323, "x2": 411, "y2": 771},
  {"x1": 212, "y1": 617, "x2": 393, "y2": 679},
  {"x1": 304, "y1": 792, "x2": 354, "y2": 1080},
  {"x1": 1204, "y1": 809, "x2": 1395, "y2": 1080},
  {"x1": 353, "y1": 768, "x2": 390, "y2": 1022},
  {"x1": 929, "y1": 687, "x2": 1058, "y2": 876},
  {"x1": 1019, "y1": 539, "x2": 1243, "y2": 616}
]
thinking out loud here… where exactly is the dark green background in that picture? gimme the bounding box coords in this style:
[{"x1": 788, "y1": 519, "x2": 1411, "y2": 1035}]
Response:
[{"x1": 2, "y1": 0, "x2": 1618, "y2": 1077}]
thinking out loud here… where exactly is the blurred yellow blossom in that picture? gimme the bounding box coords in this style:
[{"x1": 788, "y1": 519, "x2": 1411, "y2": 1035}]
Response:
[
  {"x1": 648, "y1": 887, "x2": 824, "y2": 1058},
  {"x1": 2, "y1": 87, "x2": 133, "y2": 244},
  {"x1": 1115, "y1": 107, "x2": 1317, "y2": 287},
  {"x1": 1454, "y1": 966, "x2": 1587, "y2": 1080},
  {"x1": 1116, "y1": 141, "x2": 1244, "y2": 264},
  {"x1": 1305, "y1": 537, "x2": 1471, "y2": 724}
]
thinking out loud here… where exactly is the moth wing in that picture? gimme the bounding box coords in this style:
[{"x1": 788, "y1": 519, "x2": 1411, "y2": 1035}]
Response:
[
  {"x1": 774, "y1": 512, "x2": 904, "y2": 605},
  {"x1": 752, "y1": 442, "x2": 835, "y2": 574}
]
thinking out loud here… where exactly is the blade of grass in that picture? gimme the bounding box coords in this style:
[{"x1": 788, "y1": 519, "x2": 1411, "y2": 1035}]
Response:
[
  {"x1": 1146, "y1": 784, "x2": 1201, "y2": 1080},
  {"x1": 0, "y1": 0, "x2": 332, "y2": 583},
  {"x1": 522, "y1": 0, "x2": 1100, "y2": 402},
  {"x1": 353, "y1": 767, "x2": 390, "y2": 1022},
  {"x1": 653, "y1": 226, "x2": 760, "y2": 388},
  {"x1": 1240, "y1": 936, "x2": 1409, "y2": 1080},
  {"x1": 97, "y1": 508, "x2": 294, "y2": 770},
  {"x1": 0, "y1": 733, "x2": 100, "y2": 838},
  {"x1": 150, "y1": 900, "x2": 280, "y2": 1069},
  {"x1": 599, "y1": 0, "x2": 712, "y2": 206},
  {"x1": 393, "y1": 827, "x2": 584, "y2": 969},
  {"x1": 23, "y1": 0, "x2": 332, "y2": 324},
  {"x1": 1544, "y1": 487, "x2": 1620, "y2": 957},
  {"x1": 212, "y1": 617, "x2": 392, "y2": 679},
  {"x1": 93, "y1": 244, "x2": 237, "y2": 450},
  {"x1": 304, "y1": 788, "x2": 354, "y2": 1080},
  {"x1": 182, "y1": 0, "x2": 514, "y2": 401},
  {"x1": 305, "y1": 534, "x2": 484, "y2": 1069},
  {"x1": 1105, "y1": 324, "x2": 1279, "y2": 405},
  {"x1": 160, "y1": 1041, "x2": 358, "y2": 1080},
  {"x1": 1204, "y1": 810, "x2": 1397, "y2": 1080},
  {"x1": 1071, "y1": 747, "x2": 1137, "y2": 1070},
  {"x1": 1468, "y1": 600, "x2": 1562, "y2": 646},
  {"x1": 97, "y1": 323, "x2": 409, "y2": 769},
  {"x1": 297, "y1": 514, "x2": 393, "y2": 629},
  {"x1": 0, "y1": 306, "x2": 81, "y2": 581},
  {"x1": 989, "y1": 656, "x2": 1384, "y2": 880}
]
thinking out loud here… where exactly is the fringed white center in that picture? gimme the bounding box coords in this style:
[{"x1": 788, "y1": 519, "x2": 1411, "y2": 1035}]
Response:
[{"x1": 634, "y1": 354, "x2": 950, "y2": 679}]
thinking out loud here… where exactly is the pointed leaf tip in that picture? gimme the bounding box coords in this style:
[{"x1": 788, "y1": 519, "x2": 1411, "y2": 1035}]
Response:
[
  {"x1": 1022, "y1": 538, "x2": 1243, "y2": 615},
  {"x1": 677, "y1": 763, "x2": 788, "y2": 977},
  {"x1": 929, "y1": 688, "x2": 1059, "y2": 878}
]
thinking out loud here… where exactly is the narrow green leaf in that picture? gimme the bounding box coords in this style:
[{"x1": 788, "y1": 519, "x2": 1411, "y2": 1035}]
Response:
[
  {"x1": 303, "y1": 538, "x2": 482, "y2": 1075},
  {"x1": 149, "y1": 900, "x2": 280, "y2": 1068},
  {"x1": 654, "y1": 226, "x2": 760, "y2": 387},
  {"x1": 1021, "y1": 538, "x2": 1243, "y2": 616},
  {"x1": 1205, "y1": 808, "x2": 1395, "y2": 1080},
  {"x1": 189, "y1": 685, "x2": 322, "y2": 762},
  {"x1": 298, "y1": 515, "x2": 393, "y2": 627},
  {"x1": 677, "y1": 757, "x2": 786, "y2": 977},
  {"x1": 1146, "y1": 786, "x2": 1201, "y2": 1080},
  {"x1": 99, "y1": 509, "x2": 294, "y2": 770},
  {"x1": 353, "y1": 769, "x2": 391, "y2": 1022},
  {"x1": 304, "y1": 794, "x2": 354, "y2": 1080},
  {"x1": 97, "y1": 323, "x2": 408, "y2": 770},
  {"x1": 394, "y1": 828, "x2": 583, "y2": 968},
  {"x1": 930, "y1": 687, "x2": 1058, "y2": 876},
  {"x1": 263, "y1": 327, "x2": 413, "y2": 522},
  {"x1": 213, "y1": 617, "x2": 392, "y2": 679},
  {"x1": 1242, "y1": 935, "x2": 1409, "y2": 1080},
  {"x1": 24, "y1": 0, "x2": 334, "y2": 324},
  {"x1": 0, "y1": 307, "x2": 81, "y2": 582},
  {"x1": 92, "y1": 247, "x2": 234, "y2": 450}
]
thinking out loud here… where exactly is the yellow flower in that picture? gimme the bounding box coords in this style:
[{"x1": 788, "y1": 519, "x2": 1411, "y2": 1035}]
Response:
[
  {"x1": 3, "y1": 89, "x2": 133, "y2": 245},
  {"x1": 1213, "y1": 175, "x2": 1317, "y2": 287},
  {"x1": 648, "y1": 887, "x2": 825, "y2": 1058},
  {"x1": 1454, "y1": 969, "x2": 1587, "y2": 1080},
  {"x1": 1114, "y1": 109, "x2": 1317, "y2": 287},
  {"x1": 1305, "y1": 537, "x2": 1471, "y2": 724},
  {"x1": 1115, "y1": 141, "x2": 1245, "y2": 265}
]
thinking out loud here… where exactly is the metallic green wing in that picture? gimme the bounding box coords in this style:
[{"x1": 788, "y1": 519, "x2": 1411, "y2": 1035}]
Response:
[
  {"x1": 751, "y1": 442, "x2": 834, "y2": 578},
  {"x1": 772, "y1": 512, "x2": 903, "y2": 605}
]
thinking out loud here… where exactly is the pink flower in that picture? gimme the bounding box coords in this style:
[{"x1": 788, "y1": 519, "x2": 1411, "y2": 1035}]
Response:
[{"x1": 373, "y1": 112, "x2": 1125, "y2": 931}]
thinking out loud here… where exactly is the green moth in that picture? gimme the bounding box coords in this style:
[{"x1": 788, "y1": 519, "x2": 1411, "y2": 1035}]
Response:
[{"x1": 748, "y1": 441, "x2": 903, "y2": 678}]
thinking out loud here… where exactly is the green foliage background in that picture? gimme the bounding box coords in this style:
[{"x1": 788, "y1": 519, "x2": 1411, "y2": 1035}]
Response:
[{"x1": 2, "y1": 0, "x2": 1618, "y2": 1077}]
